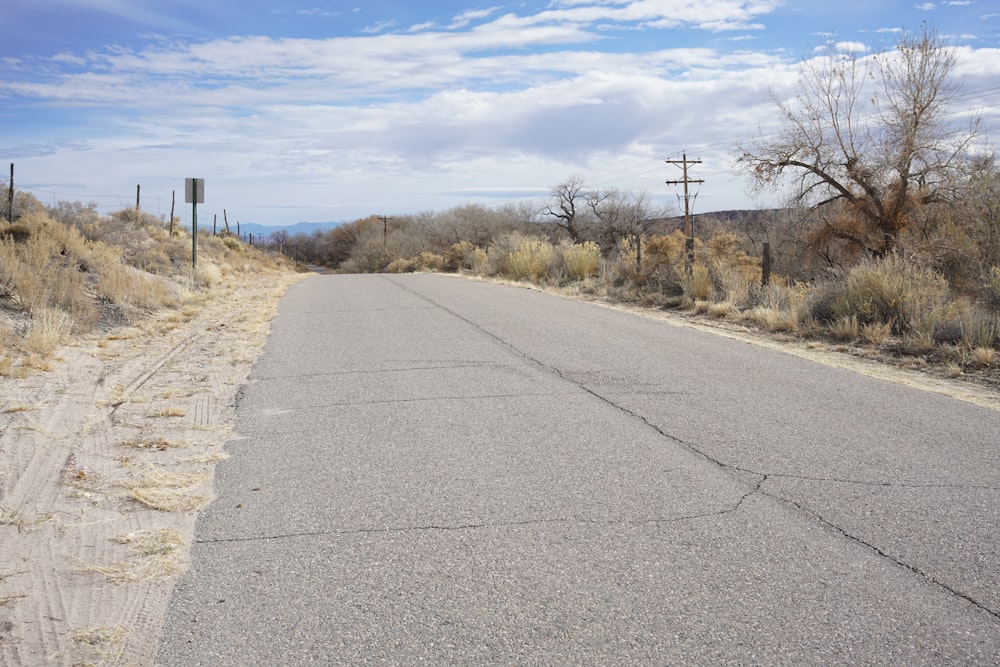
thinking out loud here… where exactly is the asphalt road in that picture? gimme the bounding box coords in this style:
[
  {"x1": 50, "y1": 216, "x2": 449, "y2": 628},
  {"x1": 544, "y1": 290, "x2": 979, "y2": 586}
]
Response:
[{"x1": 156, "y1": 273, "x2": 1000, "y2": 665}]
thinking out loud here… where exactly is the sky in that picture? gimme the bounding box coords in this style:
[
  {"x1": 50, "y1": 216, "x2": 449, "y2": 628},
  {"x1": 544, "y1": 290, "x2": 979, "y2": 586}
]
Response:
[{"x1": 2, "y1": 1, "x2": 999, "y2": 227}]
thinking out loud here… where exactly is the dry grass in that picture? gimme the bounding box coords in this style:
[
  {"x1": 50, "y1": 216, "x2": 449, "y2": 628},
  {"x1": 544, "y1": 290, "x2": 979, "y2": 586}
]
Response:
[
  {"x1": 181, "y1": 451, "x2": 229, "y2": 464},
  {"x1": 66, "y1": 468, "x2": 116, "y2": 499},
  {"x1": 861, "y1": 321, "x2": 893, "y2": 345},
  {"x1": 972, "y1": 346, "x2": 996, "y2": 367},
  {"x1": 123, "y1": 470, "x2": 209, "y2": 511},
  {"x1": 23, "y1": 307, "x2": 73, "y2": 355},
  {"x1": 0, "y1": 202, "x2": 295, "y2": 376},
  {"x1": 148, "y1": 406, "x2": 186, "y2": 418},
  {"x1": 71, "y1": 625, "x2": 129, "y2": 664},
  {"x1": 562, "y1": 241, "x2": 601, "y2": 280},
  {"x1": 744, "y1": 307, "x2": 800, "y2": 333},
  {"x1": 692, "y1": 299, "x2": 712, "y2": 315},
  {"x1": 72, "y1": 626, "x2": 128, "y2": 646},
  {"x1": 707, "y1": 301, "x2": 737, "y2": 319},
  {"x1": 0, "y1": 507, "x2": 28, "y2": 530},
  {"x1": 80, "y1": 529, "x2": 185, "y2": 584},
  {"x1": 2, "y1": 404, "x2": 41, "y2": 413},
  {"x1": 120, "y1": 437, "x2": 189, "y2": 451},
  {"x1": 678, "y1": 264, "x2": 713, "y2": 301},
  {"x1": 503, "y1": 237, "x2": 557, "y2": 281},
  {"x1": 831, "y1": 315, "x2": 859, "y2": 341},
  {"x1": 0, "y1": 592, "x2": 26, "y2": 607}
]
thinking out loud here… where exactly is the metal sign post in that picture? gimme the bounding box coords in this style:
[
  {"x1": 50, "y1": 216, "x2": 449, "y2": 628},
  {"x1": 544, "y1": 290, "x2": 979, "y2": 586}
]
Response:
[{"x1": 184, "y1": 178, "x2": 205, "y2": 269}]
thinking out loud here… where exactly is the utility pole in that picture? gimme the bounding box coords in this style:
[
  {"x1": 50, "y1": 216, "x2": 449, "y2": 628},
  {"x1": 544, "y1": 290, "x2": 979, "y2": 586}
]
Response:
[
  {"x1": 665, "y1": 152, "x2": 704, "y2": 270},
  {"x1": 379, "y1": 215, "x2": 393, "y2": 246},
  {"x1": 7, "y1": 163, "x2": 14, "y2": 223}
]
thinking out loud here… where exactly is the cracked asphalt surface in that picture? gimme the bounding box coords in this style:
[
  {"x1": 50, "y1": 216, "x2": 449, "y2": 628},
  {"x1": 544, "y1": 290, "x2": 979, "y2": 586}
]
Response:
[{"x1": 156, "y1": 273, "x2": 1000, "y2": 665}]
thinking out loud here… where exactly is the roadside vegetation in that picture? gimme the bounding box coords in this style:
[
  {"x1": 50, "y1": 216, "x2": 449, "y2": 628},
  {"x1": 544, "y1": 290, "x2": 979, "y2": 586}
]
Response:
[
  {"x1": 0, "y1": 191, "x2": 295, "y2": 377},
  {"x1": 2, "y1": 27, "x2": 996, "y2": 386},
  {"x1": 275, "y1": 28, "x2": 1000, "y2": 386}
]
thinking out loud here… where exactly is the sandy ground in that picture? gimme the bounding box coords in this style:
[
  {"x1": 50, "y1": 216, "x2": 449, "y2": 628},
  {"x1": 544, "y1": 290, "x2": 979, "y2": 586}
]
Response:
[
  {"x1": 1, "y1": 270, "x2": 997, "y2": 666},
  {"x1": 0, "y1": 270, "x2": 307, "y2": 666}
]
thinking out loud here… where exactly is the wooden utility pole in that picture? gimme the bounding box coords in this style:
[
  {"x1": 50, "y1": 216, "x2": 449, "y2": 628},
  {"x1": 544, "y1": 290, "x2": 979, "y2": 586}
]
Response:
[
  {"x1": 379, "y1": 215, "x2": 393, "y2": 246},
  {"x1": 136, "y1": 184, "x2": 141, "y2": 213},
  {"x1": 170, "y1": 190, "x2": 175, "y2": 235},
  {"x1": 8, "y1": 163, "x2": 14, "y2": 222},
  {"x1": 665, "y1": 152, "x2": 704, "y2": 269}
]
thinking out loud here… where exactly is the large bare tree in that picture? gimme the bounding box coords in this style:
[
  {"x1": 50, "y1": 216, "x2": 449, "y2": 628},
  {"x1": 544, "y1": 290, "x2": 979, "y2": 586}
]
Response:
[
  {"x1": 587, "y1": 188, "x2": 660, "y2": 253},
  {"x1": 738, "y1": 27, "x2": 980, "y2": 257},
  {"x1": 540, "y1": 174, "x2": 592, "y2": 242}
]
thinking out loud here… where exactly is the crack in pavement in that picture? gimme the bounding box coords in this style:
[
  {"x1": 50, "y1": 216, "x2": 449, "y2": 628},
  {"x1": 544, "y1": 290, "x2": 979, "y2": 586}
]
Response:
[
  {"x1": 768, "y1": 491, "x2": 1000, "y2": 621},
  {"x1": 761, "y1": 472, "x2": 1000, "y2": 492},
  {"x1": 254, "y1": 391, "x2": 574, "y2": 413},
  {"x1": 252, "y1": 362, "x2": 512, "y2": 383},
  {"x1": 384, "y1": 276, "x2": 1000, "y2": 622},
  {"x1": 195, "y1": 484, "x2": 766, "y2": 546}
]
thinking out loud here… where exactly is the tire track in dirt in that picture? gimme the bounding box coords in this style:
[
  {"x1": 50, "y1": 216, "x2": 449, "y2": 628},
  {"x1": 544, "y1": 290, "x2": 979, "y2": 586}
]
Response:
[{"x1": 0, "y1": 272, "x2": 306, "y2": 666}]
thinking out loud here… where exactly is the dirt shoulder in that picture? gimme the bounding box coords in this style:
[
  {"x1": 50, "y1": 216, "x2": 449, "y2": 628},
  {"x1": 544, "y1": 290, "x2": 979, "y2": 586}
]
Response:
[{"x1": 0, "y1": 270, "x2": 308, "y2": 666}]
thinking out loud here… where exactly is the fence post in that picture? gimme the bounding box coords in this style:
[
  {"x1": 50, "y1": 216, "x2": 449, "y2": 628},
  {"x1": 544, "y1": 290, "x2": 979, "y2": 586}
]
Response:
[{"x1": 761, "y1": 242, "x2": 772, "y2": 287}]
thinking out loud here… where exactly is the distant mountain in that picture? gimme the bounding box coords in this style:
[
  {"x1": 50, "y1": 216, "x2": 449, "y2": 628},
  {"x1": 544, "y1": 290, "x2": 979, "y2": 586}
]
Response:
[{"x1": 236, "y1": 221, "x2": 342, "y2": 239}]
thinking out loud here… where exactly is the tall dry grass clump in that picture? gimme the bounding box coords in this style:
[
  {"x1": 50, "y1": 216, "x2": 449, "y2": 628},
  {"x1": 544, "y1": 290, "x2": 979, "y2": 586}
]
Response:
[
  {"x1": 812, "y1": 254, "x2": 951, "y2": 337},
  {"x1": 1, "y1": 212, "x2": 98, "y2": 328},
  {"x1": 23, "y1": 307, "x2": 74, "y2": 355},
  {"x1": 678, "y1": 264, "x2": 713, "y2": 302},
  {"x1": 742, "y1": 281, "x2": 811, "y2": 333},
  {"x1": 443, "y1": 241, "x2": 487, "y2": 272},
  {"x1": 562, "y1": 241, "x2": 601, "y2": 280},
  {"x1": 486, "y1": 233, "x2": 557, "y2": 281}
]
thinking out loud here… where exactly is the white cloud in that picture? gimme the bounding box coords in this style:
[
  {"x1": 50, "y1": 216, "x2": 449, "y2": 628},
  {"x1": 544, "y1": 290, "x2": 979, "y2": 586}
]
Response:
[
  {"x1": 3, "y1": 0, "x2": 996, "y2": 224},
  {"x1": 449, "y1": 7, "x2": 502, "y2": 29},
  {"x1": 915, "y1": 2, "x2": 936, "y2": 10},
  {"x1": 834, "y1": 41, "x2": 869, "y2": 53}
]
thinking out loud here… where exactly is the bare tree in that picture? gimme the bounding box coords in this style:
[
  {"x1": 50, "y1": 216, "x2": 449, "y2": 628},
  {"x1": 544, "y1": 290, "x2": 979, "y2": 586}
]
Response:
[
  {"x1": 540, "y1": 174, "x2": 591, "y2": 242},
  {"x1": 588, "y1": 189, "x2": 661, "y2": 256},
  {"x1": 738, "y1": 26, "x2": 980, "y2": 257}
]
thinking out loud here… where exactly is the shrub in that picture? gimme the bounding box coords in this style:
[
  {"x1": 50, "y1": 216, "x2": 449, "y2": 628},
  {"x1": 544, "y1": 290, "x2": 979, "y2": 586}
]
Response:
[
  {"x1": 486, "y1": 233, "x2": 555, "y2": 281},
  {"x1": 562, "y1": 242, "x2": 600, "y2": 280},
  {"x1": 861, "y1": 321, "x2": 893, "y2": 345},
  {"x1": 413, "y1": 251, "x2": 444, "y2": 272},
  {"x1": 443, "y1": 241, "x2": 478, "y2": 272},
  {"x1": 385, "y1": 257, "x2": 416, "y2": 273},
  {"x1": 972, "y1": 347, "x2": 996, "y2": 366},
  {"x1": 614, "y1": 236, "x2": 646, "y2": 280},
  {"x1": 981, "y1": 266, "x2": 1000, "y2": 312},
  {"x1": 960, "y1": 308, "x2": 1000, "y2": 349},
  {"x1": 831, "y1": 315, "x2": 859, "y2": 341},
  {"x1": 644, "y1": 231, "x2": 688, "y2": 272},
  {"x1": 23, "y1": 307, "x2": 73, "y2": 355},
  {"x1": 470, "y1": 247, "x2": 488, "y2": 274},
  {"x1": 504, "y1": 238, "x2": 556, "y2": 280},
  {"x1": 744, "y1": 306, "x2": 800, "y2": 333},
  {"x1": 710, "y1": 261, "x2": 753, "y2": 305},
  {"x1": 818, "y1": 254, "x2": 950, "y2": 335},
  {"x1": 677, "y1": 264, "x2": 712, "y2": 302}
]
